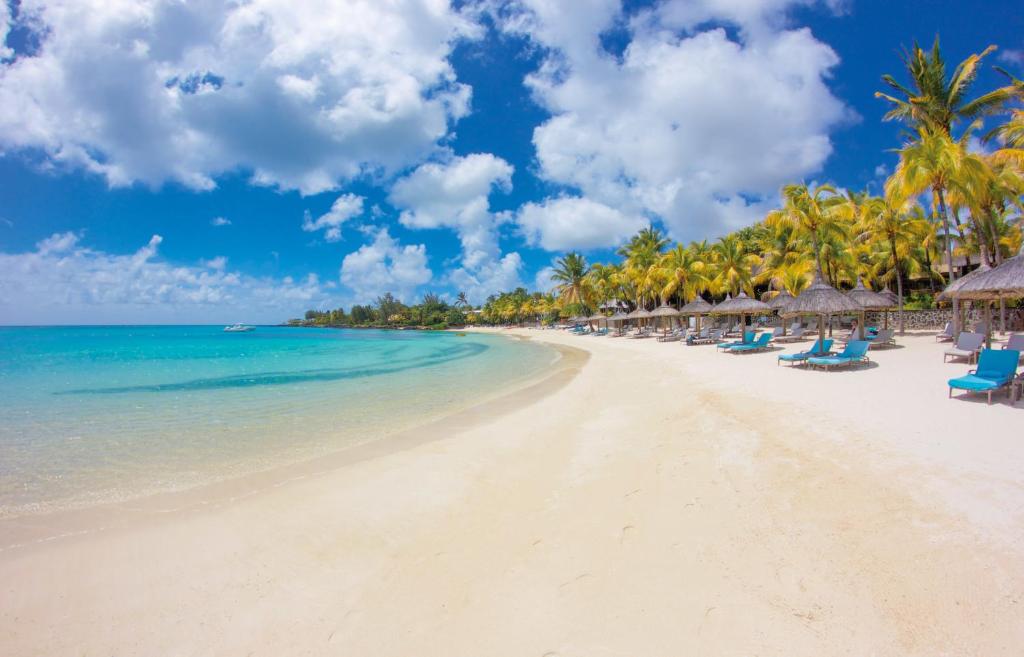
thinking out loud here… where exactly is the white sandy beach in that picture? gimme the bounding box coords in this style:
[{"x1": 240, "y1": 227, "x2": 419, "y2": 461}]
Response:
[{"x1": 1, "y1": 327, "x2": 1023, "y2": 656}]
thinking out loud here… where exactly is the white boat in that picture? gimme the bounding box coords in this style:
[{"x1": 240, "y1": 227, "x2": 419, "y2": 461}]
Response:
[{"x1": 223, "y1": 323, "x2": 254, "y2": 333}]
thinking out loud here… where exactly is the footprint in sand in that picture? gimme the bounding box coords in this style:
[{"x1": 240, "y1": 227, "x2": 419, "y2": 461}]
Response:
[{"x1": 620, "y1": 525, "x2": 636, "y2": 543}]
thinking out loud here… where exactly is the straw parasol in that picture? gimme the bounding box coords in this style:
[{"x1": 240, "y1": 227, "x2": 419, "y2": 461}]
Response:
[
  {"x1": 710, "y1": 291, "x2": 771, "y2": 337},
  {"x1": 626, "y1": 306, "x2": 652, "y2": 330},
  {"x1": 680, "y1": 296, "x2": 713, "y2": 335},
  {"x1": 767, "y1": 290, "x2": 795, "y2": 335},
  {"x1": 649, "y1": 303, "x2": 682, "y2": 334},
  {"x1": 944, "y1": 247, "x2": 1024, "y2": 346},
  {"x1": 880, "y1": 289, "x2": 899, "y2": 305},
  {"x1": 845, "y1": 277, "x2": 894, "y2": 338},
  {"x1": 783, "y1": 270, "x2": 862, "y2": 351},
  {"x1": 586, "y1": 312, "x2": 607, "y2": 327}
]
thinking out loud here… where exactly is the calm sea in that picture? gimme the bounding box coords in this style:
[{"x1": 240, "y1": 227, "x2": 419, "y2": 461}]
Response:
[{"x1": 0, "y1": 326, "x2": 556, "y2": 518}]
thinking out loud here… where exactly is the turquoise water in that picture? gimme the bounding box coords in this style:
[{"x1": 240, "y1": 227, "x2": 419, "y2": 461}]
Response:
[{"x1": 0, "y1": 326, "x2": 556, "y2": 518}]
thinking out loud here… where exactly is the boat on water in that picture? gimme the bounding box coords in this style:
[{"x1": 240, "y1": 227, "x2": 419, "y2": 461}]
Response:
[{"x1": 223, "y1": 324, "x2": 254, "y2": 333}]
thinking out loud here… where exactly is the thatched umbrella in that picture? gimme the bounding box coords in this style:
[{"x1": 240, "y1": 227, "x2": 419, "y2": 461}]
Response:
[
  {"x1": 767, "y1": 290, "x2": 795, "y2": 335},
  {"x1": 783, "y1": 271, "x2": 863, "y2": 352},
  {"x1": 586, "y1": 312, "x2": 607, "y2": 330},
  {"x1": 680, "y1": 297, "x2": 713, "y2": 335},
  {"x1": 944, "y1": 247, "x2": 1024, "y2": 347},
  {"x1": 606, "y1": 310, "x2": 629, "y2": 335},
  {"x1": 940, "y1": 258, "x2": 992, "y2": 345},
  {"x1": 649, "y1": 303, "x2": 682, "y2": 334},
  {"x1": 626, "y1": 306, "x2": 652, "y2": 330},
  {"x1": 880, "y1": 289, "x2": 899, "y2": 305},
  {"x1": 845, "y1": 278, "x2": 894, "y2": 338},
  {"x1": 710, "y1": 291, "x2": 771, "y2": 340}
]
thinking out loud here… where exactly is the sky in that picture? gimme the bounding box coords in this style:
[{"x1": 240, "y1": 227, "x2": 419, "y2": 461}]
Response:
[{"x1": 0, "y1": 0, "x2": 1022, "y2": 325}]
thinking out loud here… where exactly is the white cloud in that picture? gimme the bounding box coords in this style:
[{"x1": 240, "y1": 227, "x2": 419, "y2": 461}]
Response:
[
  {"x1": 998, "y1": 49, "x2": 1024, "y2": 66},
  {"x1": 211, "y1": 216, "x2": 231, "y2": 226},
  {"x1": 0, "y1": 232, "x2": 334, "y2": 324},
  {"x1": 201, "y1": 255, "x2": 228, "y2": 270},
  {"x1": 389, "y1": 153, "x2": 522, "y2": 301},
  {"x1": 0, "y1": 1, "x2": 13, "y2": 60},
  {"x1": 302, "y1": 193, "x2": 364, "y2": 242},
  {"x1": 339, "y1": 228, "x2": 432, "y2": 303},
  {"x1": 517, "y1": 196, "x2": 646, "y2": 251},
  {"x1": 0, "y1": 0, "x2": 480, "y2": 193},
  {"x1": 499, "y1": 0, "x2": 851, "y2": 243},
  {"x1": 533, "y1": 264, "x2": 557, "y2": 293}
]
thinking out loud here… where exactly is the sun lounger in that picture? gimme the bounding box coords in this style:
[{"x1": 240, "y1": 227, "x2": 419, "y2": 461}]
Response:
[
  {"x1": 687, "y1": 328, "x2": 723, "y2": 345},
  {"x1": 773, "y1": 326, "x2": 806, "y2": 343},
  {"x1": 1002, "y1": 334, "x2": 1024, "y2": 354},
  {"x1": 934, "y1": 322, "x2": 954, "y2": 342},
  {"x1": 868, "y1": 328, "x2": 895, "y2": 348},
  {"x1": 777, "y1": 339, "x2": 834, "y2": 366},
  {"x1": 806, "y1": 340, "x2": 870, "y2": 370},
  {"x1": 627, "y1": 327, "x2": 654, "y2": 339},
  {"x1": 728, "y1": 332, "x2": 774, "y2": 353},
  {"x1": 657, "y1": 328, "x2": 686, "y2": 342},
  {"x1": 948, "y1": 349, "x2": 1020, "y2": 404},
  {"x1": 943, "y1": 332, "x2": 985, "y2": 363},
  {"x1": 717, "y1": 331, "x2": 756, "y2": 350}
]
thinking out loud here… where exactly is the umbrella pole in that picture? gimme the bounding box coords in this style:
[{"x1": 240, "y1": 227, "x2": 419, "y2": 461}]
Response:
[
  {"x1": 1000, "y1": 298, "x2": 1006, "y2": 334},
  {"x1": 858, "y1": 311, "x2": 865, "y2": 340},
  {"x1": 817, "y1": 315, "x2": 825, "y2": 354},
  {"x1": 985, "y1": 302, "x2": 992, "y2": 349}
]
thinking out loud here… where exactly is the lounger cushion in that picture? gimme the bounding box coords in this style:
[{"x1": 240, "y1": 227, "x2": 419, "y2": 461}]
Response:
[{"x1": 948, "y1": 374, "x2": 1003, "y2": 392}]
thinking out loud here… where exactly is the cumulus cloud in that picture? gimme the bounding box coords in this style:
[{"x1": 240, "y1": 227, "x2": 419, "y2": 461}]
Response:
[
  {"x1": 0, "y1": 0, "x2": 479, "y2": 193},
  {"x1": 210, "y1": 216, "x2": 231, "y2": 226},
  {"x1": 0, "y1": 232, "x2": 334, "y2": 324},
  {"x1": 517, "y1": 196, "x2": 647, "y2": 251},
  {"x1": 533, "y1": 264, "x2": 557, "y2": 294},
  {"x1": 0, "y1": 1, "x2": 13, "y2": 60},
  {"x1": 302, "y1": 193, "x2": 364, "y2": 242},
  {"x1": 339, "y1": 228, "x2": 432, "y2": 303},
  {"x1": 497, "y1": 0, "x2": 851, "y2": 245},
  {"x1": 389, "y1": 153, "x2": 522, "y2": 301},
  {"x1": 998, "y1": 49, "x2": 1024, "y2": 66}
]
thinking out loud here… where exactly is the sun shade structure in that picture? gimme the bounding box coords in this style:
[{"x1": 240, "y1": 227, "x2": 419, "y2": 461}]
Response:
[
  {"x1": 680, "y1": 296, "x2": 714, "y2": 335},
  {"x1": 783, "y1": 271, "x2": 863, "y2": 348},
  {"x1": 845, "y1": 278, "x2": 894, "y2": 339},
  {"x1": 709, "y1": 291, "x2": 771, "y2": 337},
  {"x1": 938, "y1": 260, "x2": 991, "y2": 301},
  {"x1": 649, "y1": 303, "x2": 682, "y2": 317},
  {"x1": 767, "y1": 290, "x2": 795, "y2": 312},
  {"x1": 944, "y1": 248, "x2": 1024, "y2": 348},
  {"x1": 607, "y1": 310, "x2": 629, "y2": 322},
  {"x1": 709, "y1": 291, "x2": 771, "y2": 315},
  {"x1": 879, "y1": 289, "x2": 900, "y2": 305}
]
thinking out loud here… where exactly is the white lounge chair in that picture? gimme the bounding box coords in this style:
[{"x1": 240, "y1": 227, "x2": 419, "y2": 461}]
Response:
[
  {"x1": 1002, "y1": 333, "x2": 1024, "y2": 355},
  {"x1": 944, "y1": 332, "x2": 985, "y2": 363},
  {"x1": 773, "y1": 326, "x2": 806, "y2": 344},
  {"x1": 935, "y1": 322, "x2": 954, "y2": 342},
  {"x1": 869, "y1": 328, "x2": 895, "y2": 348}
]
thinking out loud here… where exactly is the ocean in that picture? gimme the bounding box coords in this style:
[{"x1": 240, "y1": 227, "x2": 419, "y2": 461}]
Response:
[{"x1": 0, "y1": 326, "x2": 556, "y2": 518}]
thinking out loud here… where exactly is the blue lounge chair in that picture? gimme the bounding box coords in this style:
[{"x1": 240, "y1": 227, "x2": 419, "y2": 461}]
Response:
[
  {"x1": 806, "y1": 340, "x2": 870, "y2": 370},
  {"x1": 728, "y1": 332, "x2": 773, "y2": 353},
  {"x1": 777, "y1": 339, "x2": 834, "y2": 366},
  {"x1": 948, "y1": 349, "x2": 1020, "y2": 405},
  {"x1": 717, "y1": 331, "x2": 755, "y2": 351}
]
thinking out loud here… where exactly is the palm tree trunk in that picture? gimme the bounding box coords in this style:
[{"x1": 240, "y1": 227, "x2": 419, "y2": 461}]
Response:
[
  {"x1": 890, "y1": 235, "x2": 905, "y2": 335},
  {"x1": 951, "y1": 207, "x2": 972, "y2": 268},
  {"x1": 936, "y1": 187, "x2": 960, "y2": 337}
]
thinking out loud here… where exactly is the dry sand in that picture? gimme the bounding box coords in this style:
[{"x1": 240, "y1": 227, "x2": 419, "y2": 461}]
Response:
[{"x1": 1, "y1": 327, "x2": 1022, "y2": 656}]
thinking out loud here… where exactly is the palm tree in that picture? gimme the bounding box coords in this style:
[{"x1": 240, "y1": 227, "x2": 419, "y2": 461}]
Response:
[
  {"x1": 454, "y1": 291, "x2": 470, "y2": 309},
  {"x1": 887, "y1": 127, "x2": 989, "y2": 286},
  {"x1": 550, "y1": 252, "x2": 593, "y2": 312},
  {"x1": 766, "y1": 183, "x2": 848, "y2": 277},
  {"x1": 658, "y1": 243, "x2": 708, "y2": 304},
  {"x1": 857, "y1": 193, "x2": 920, "y2": 334},
  {"x1": 876, "y1": 38, "x2": 1010, "y2": 137},
  {"x1": 709, "y1": 235, "x2": 760, "y2": 297}
]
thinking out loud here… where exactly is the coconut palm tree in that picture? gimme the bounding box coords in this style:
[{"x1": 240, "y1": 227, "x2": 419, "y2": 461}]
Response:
[
  {"x1": 766, "y1": 183, "x2": 848, "y2": 276},
  {"x1": 876, "y1": 38, "x2": 1010, "y2": 137},
  {"x1": 454, "y1": 291, "x2": 470, "y2": 309},
  {"x1": 857, "y1": 193, "x2": 921, "y2": 333},
  {"x1": 550, "y1": 252, "x2": 593, "y2": 312},
  {"x1": 658, "y1": 243, "x2": 708, "y2": 304},
  {"x1": 887, "y1": 127, "x2": 989, "y2": 286},
  {"x1": 709, "y1": 235, "x2": 760, "y2": 297}
]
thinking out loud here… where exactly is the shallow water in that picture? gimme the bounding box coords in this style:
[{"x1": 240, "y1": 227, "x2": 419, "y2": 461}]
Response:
[{"x1": 0, "y1": 326, "x2": 556, "y2": 517}]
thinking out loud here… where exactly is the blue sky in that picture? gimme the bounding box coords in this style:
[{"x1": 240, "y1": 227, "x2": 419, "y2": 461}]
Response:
[{"x1": 0, "y1": 0, "x2": 1022, "y2": 324}]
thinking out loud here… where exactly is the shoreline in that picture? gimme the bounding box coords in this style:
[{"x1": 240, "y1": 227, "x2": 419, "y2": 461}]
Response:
[
  {"x1": 2, "y1": 327, "x2": 1022, "y2": 655},
  {"x1": 0, "y1": 337, "x2": 587, "y2": 553}
]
